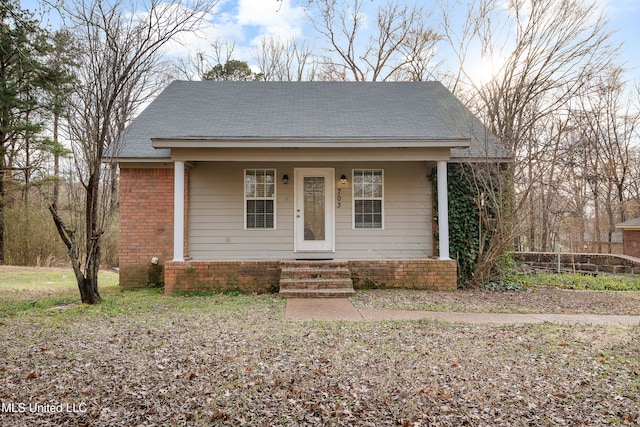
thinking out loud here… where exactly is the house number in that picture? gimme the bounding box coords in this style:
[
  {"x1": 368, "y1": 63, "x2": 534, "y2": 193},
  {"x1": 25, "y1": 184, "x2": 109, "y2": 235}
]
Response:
[{"x1": 337, "y1": 189, "x2": 342, "y2": 208}]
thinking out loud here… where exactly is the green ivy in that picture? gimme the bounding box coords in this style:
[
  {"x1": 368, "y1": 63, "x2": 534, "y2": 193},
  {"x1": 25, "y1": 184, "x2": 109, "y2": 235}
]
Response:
[{"x1": 433, "y1": 163, "x2": 500, "y2": 287}]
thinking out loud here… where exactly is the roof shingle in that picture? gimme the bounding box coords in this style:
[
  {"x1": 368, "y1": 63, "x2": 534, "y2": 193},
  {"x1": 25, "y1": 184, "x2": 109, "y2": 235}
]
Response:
[{"x1": 116, "y1": 80, "x2": 510, "y2": 161}]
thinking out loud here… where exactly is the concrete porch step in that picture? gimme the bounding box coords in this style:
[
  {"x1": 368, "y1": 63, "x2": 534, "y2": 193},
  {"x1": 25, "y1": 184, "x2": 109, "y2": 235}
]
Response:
[
  {"x1": 279, "y1": 288, "x2": 356, "y2": 298},
  {"x1": 280, "y1": 267, "x2": 351, "y2": 280},
  {"x1": 279, "y1": 278, "x2": 354, "y2": 290}
]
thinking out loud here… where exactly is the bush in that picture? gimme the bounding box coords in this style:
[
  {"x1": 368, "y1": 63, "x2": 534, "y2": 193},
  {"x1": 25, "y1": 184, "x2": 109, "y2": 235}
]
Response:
[{"x1": 5, "y1": 201, "x2": 68, "y2": 266}]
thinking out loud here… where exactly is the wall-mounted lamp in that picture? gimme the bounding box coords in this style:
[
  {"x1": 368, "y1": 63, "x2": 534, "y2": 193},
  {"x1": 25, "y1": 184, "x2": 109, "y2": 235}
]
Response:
[
  {"x1": 340, "y1": 174, "x2": 347, "y2": 185},
  {"x1": 283, "y1": 174, "x2": 289, "y2": 184}
]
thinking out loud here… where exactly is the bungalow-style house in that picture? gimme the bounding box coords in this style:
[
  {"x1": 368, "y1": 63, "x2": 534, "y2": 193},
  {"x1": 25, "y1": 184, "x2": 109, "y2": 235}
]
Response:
[
  {"x1": 116, "y1": 81, "x2": 510, "y2": 296},
  {"x1": 616, "y1": 217, "x2": 640, "y2": 258}
]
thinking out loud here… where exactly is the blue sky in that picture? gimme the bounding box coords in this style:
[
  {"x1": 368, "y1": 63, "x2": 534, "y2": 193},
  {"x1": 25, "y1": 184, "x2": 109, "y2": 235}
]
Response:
[
  {"x1": 18, "y1": 0, "x2": 640, "y2": 85},
  {"x1": 605, "y1": 0, "x2": 640, "y2": 82}
]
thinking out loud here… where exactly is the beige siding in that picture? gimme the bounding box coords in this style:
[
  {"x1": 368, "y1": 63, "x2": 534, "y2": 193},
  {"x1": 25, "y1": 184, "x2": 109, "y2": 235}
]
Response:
[{"x1": 188, "y1": 161, "x2": 433, "y2": 260}]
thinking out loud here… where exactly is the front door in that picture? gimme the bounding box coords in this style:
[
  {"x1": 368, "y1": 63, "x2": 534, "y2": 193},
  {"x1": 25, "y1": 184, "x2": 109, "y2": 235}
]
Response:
[{"x1": 294, "y1": 168, "x2": 335, "y2": 252}]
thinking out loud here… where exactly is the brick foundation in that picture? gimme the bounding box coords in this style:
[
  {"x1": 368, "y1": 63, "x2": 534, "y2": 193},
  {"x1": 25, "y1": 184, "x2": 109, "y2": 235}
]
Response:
[
  {"x1": 163, "y1": 259, "x2": 457, "y2": 294},
  {"x1": 119, "y1": 167, "x2": 188, "y2": 288},
  {"x1": 164, "y1": 260, "x2": 282, "y2": 294},
  {"x1": 349, "y1": 259, "x2": 457, "y2": 291}
]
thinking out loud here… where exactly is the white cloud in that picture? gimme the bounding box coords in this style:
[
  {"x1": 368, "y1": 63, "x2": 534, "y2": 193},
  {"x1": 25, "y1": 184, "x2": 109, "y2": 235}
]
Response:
[
  {"x1": 162, "y1": 0, "x2": 307, "y2": 70},
  {"x1": 236, "y1": 0, "x2": 306, "y2": 42}
]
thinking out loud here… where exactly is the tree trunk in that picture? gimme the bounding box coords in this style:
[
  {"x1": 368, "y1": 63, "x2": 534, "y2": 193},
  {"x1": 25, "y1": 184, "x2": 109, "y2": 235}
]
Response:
[
  {"x1": 0, "y1": 168, "x2": 4, "y2": 264},
  {"x1": 53, "y1": 113, "x2": 60, "y2": 205},
  {"x1": 49, "y1": 203, "x2": 102, "y2": 304}
]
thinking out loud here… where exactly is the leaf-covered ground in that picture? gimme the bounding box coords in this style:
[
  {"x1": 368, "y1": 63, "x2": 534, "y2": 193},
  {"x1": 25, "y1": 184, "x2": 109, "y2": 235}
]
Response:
[
  {"x1": 351, "y1": 287, "x2": 640, "y2": 315},
  {"x1": 1, "y1": 290, "x2": 639, "y2": 426}
]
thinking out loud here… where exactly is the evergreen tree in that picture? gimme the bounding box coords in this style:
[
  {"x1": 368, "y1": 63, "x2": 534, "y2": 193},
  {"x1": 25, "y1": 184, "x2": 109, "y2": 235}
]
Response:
[
  {"x1": 203, "y1": 60, "x2": 259, "y2": 81},
  {"x1": 0, "y1": 0, "x2": 53, "y2": 263}
]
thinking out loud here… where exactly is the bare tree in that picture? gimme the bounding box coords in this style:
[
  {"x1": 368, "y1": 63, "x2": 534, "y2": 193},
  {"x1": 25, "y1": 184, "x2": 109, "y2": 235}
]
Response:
[
  {"x1": 308, "y1": 0, "x2": 440, "y2": 81},
  {"x1": 442, "y1": 0, "x2": 617, "y2": 254},
  {"x1": 253, "y1": 36, "x2": 317, "y2": 81},
  {"x1": 174, "y1": 38, "x2": 241, "y2": 81},
  {"x1": 49, "y1": 0, "x2": 217, "y2": 304},
  {"x1": 467, "y1": 0, "x2": 614, "y2": 154},
  {"x1": 572, "y1": 66, "x2": 639, "y2": 252}
]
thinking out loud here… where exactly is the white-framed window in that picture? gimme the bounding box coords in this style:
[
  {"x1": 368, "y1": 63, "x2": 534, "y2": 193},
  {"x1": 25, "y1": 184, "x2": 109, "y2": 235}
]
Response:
[
  {"x1": 353, "y1": 169, "x2": 384, "y2": 229},
  {"x1": 245, "y1": 169, "x2": 276, "y2": 229}
]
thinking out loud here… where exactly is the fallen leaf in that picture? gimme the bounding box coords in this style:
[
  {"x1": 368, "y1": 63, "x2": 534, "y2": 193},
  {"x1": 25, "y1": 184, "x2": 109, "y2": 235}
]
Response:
[
  {"x1": 438, "y1": 389, "x2": 452, "y2": 400},
  {"x1": 439, "y1": 405, "x2": 454, "y2": 415}
]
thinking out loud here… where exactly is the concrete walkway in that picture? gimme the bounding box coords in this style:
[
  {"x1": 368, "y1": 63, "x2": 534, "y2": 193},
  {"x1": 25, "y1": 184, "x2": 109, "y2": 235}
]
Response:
[{"x1": 285, "y1": 298, "x2": 640, "y2": 326}]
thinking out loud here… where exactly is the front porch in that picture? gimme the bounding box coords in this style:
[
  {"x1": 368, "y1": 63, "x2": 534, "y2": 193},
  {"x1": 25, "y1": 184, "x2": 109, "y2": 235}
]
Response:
[{"x1": 163, "y1": 258, "x2": 458, "y2": 295}]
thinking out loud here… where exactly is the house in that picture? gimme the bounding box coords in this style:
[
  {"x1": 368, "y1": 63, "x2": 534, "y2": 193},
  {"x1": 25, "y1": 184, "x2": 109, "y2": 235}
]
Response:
[
  {"x1": 116, "y1": 81, "x2": 510, "y2": 295},
  {"x1": 616, "y1": 217, "x2": 640, "y2": 258}
]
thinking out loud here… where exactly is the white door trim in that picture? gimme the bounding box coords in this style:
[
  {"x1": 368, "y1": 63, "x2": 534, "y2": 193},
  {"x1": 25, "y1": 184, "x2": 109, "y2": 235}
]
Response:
[{"x1": 294, "y1": 168, "x2": 335, "y2": 252}]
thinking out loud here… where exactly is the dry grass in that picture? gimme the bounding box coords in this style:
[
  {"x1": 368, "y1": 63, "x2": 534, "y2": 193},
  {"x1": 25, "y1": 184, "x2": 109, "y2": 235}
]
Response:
[{"x1": 0, "y1": 269, "x2": 639, "y2": 426}]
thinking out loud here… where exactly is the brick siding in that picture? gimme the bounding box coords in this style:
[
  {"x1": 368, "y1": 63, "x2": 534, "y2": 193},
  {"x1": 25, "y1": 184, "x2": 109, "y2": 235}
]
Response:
[
  {"x1": 623, "y1": 230, "x2": 640, "y2": 259},
  {"x1": 119, "y1": 167, "x2": 188, "y2": 288}
]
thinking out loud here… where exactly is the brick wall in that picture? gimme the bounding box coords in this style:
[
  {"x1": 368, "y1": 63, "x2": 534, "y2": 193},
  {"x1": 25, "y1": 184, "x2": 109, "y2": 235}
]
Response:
[
  {"x1": 164, "y1": 261, "x2": 282, "y2": 294},
  {"x1": 119, "y1": 167, "x2": 188, "y2": 288},
  {"x1": 623, "y1": 230, "x2": 640, "y2": 259},
  {"x1": 349, "y1": 259, "x2": 457, "y2": 291}
]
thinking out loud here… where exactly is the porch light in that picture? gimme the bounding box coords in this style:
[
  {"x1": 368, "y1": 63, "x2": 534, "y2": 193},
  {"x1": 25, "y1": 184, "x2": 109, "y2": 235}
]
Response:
[
  {"x1": 283, "y1": 174, "x2": 289, "y2": 184},
  {"x1": 340, "y1": 174, "x2": 347, "y2": 185}
]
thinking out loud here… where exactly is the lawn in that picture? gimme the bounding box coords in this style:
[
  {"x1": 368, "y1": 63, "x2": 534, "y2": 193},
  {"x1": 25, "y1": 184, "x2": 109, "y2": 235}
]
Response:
[{"x1": 0, "y1": 267, "x2": 639, "y2": 426}]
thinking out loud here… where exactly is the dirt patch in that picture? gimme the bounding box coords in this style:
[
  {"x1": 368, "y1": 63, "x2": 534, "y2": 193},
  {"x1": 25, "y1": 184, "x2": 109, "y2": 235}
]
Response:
[{"x1": 46, "y1": 302, "x2": 83, "y2": 311}]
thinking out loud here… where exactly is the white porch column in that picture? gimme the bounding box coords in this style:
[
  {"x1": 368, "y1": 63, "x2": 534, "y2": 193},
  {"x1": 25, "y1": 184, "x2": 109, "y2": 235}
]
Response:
[
  {"x1": 173, "y1": 160, "x2": 185, "y2": 262},
  {"x1": 437, "y1": 161, "x2": 450, "y2": 260}
]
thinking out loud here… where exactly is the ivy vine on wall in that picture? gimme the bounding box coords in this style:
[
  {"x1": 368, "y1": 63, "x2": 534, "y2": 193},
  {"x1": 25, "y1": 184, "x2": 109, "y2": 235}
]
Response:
[{"x1": 432, "y1": 163, "x2": 499, "y2": 287}]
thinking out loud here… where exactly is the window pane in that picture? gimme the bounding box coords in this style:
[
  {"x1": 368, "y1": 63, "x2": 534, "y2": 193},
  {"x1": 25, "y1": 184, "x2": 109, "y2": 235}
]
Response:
[
  {"x1": 246, "y1": 200, "x2": 274, "y2": 229},
  {"x1": 245, "y1": 171, "x2": 256, "y2": 197},
  {"x1": 303, "y1": 177, "x2": 325, "y2": 240},
  {"x1": 372, "y1": 183, "x2": 382, "y2": 198},
  {"x1": 354, "y1": 200, "x2": 382, "y2": 228}
]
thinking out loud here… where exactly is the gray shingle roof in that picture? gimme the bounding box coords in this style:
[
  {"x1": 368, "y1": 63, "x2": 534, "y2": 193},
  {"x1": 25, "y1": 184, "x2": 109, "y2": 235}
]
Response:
[
  {"x1": 116, "y1": 80, "x2": 510, "y2": 160},
  {"x1": 616, "y1": 217, "x2": 640, "y2": 229}
]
